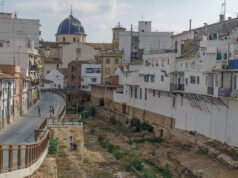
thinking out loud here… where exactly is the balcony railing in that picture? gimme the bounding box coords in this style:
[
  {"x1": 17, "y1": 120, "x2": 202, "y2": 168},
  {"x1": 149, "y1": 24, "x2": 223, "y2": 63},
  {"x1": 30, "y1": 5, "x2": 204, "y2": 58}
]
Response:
[
  {"x1": 207, "y1": 87, "x2": 214, "y2": 95},
  {"x1": 218, "y1": 88, "x2": 238, "y2": 98},
  {"x1": 170, "y1": 83, "x2": 184, "y2": 91}
]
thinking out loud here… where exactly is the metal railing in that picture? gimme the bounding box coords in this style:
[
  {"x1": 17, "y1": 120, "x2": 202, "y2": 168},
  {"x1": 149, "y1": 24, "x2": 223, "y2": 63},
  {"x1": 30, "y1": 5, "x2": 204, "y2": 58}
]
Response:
[
  {"x1": 0, "y1": 131, "x2": 49, "y2": 173},
  {"x1": 170, "y1": 83, "x2": 184, "y2": 91}
]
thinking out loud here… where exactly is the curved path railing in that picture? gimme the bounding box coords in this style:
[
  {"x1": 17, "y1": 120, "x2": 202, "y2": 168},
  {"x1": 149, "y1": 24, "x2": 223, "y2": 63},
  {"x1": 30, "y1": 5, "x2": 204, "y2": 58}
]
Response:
[
  {"x1": 0, "y1": 130, "x2": 49, "y2": 173},
  {"x1": 0, "y1": 91, "x2": 66, "y2": 176}
]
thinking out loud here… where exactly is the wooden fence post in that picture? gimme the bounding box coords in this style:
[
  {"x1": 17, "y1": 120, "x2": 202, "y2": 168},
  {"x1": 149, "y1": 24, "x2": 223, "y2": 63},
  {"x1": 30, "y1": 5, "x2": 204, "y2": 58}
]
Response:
[
  {"x1": 0, "y1": 145, "x2": 2, "y2": 173},
  {"x1": 9, "y1": 145, "x2": 13, "y2": 171},
  {"x1": 18, "y1": 145, "x2": 22, "y2": 168},
  {"x1": 25, "y1": 145, "x2": 29, "y2": 168}
]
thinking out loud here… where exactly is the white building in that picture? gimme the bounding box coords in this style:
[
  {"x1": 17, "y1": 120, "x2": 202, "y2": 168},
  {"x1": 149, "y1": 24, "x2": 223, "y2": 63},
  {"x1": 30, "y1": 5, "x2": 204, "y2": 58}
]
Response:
[
  {"x1": 113, "y1": 17, "x2": 238, "y2": 147},
  {"x1": 43, "y1": 68, "x2": 67, "y2": 89},
  {"x1": 81, "y1": 64, "x2": 101, "y2": 92},
  {"x1": 0, "y1": 72, "x2": 16, "y2": 130},
  {"x1": 119, "y1": 21, "x2": 173, "y2": 63},
  {"x1": 0, "y1": 12, "x2": 40, "y2": 48}
]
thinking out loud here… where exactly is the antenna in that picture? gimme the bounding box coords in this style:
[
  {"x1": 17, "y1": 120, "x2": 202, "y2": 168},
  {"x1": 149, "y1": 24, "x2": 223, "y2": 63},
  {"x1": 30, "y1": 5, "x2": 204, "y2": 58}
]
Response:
[
  {"x1": 1, "y1": 0, "x2": 5, "y2": 12},
  {"x1": 70, "y1": 4, "x2": 73, "y2": 16},
  {"x1": 141, "y1": 13, "x2": 144, "y2": 21},
  {"x1": 221, "y1": 0, "x2": 226, "y2": 20}
]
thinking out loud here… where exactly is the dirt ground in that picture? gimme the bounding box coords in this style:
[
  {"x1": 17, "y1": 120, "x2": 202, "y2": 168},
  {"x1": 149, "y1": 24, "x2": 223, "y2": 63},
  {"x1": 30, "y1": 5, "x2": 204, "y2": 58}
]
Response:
[{"x1": 31, "y1": 111, "x2": 238, "y2": 178}]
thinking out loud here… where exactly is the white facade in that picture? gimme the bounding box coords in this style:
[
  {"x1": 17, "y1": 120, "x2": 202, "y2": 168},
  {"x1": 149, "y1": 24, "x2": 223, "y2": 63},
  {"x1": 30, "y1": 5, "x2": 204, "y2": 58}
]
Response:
[
  {"x1": 113, "y1": 20, "x2": 238, "y2": 147},
  {"x1": 43, "y1": 69, "x2": 66, "y2": 89},
  {"x1": 0, "y1": 77, "x2": 16, "y2": 130},
  {"x1": 119, "y1": 21, "x2": 173, "y2": 62},
  {"x1": 62, "y1": 42, "x2": 95, "y2": 68},
  {"x1": 81, "y1": 64, "x2": 101, "y2": 92},
  {"x1": 0, "y1": 13, "x2": 40, "y2": 47}
]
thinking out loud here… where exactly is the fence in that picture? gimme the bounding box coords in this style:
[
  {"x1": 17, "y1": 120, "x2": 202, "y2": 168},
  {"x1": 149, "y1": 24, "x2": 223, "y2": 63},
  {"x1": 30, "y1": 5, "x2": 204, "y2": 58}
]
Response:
[{"x1": 0, "y1": 131, "x2": 49, "y2": 173}]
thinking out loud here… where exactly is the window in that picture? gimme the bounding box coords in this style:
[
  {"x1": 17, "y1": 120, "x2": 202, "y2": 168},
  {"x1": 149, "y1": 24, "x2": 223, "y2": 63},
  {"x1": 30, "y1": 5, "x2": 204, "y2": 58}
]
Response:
[
  {"x1": 56, "y1": 75, "x2": 58, "y2": 78},
  {"x1": 140, "y1": 88, "x2": 142, "y2": 100},
  {"x1": 91, "y1": 78, "x2": 97, "y2": 82},
  {"x1": 142, "y1": 30, "x2": 144, "y2": 32},
  {"x1": 47, "y1": 71, "x2": 50, "y2": 74},
  {"x1": 71, "y1": 75, "x2": 75, "y2": 80},
  {"x1": 175, "y1": 41, "x2": 178, "y2": 53},
  {"x1": 71, "y1": 66, "x2": 75, "y2": 72},
  {"x1": 215, "y1": 74, "x2": 218, "y2": 87},
  {"x1": 63, "y1": 37, "x2": 66, "y2": 42},
  {"x1": 197, "y1": 76, "x2": 200, "y2": 84},
  {"x1": 57, "y1": 64, "x2": 59, "y2": 68},
  {"x1": 105, "y1": 68, "x2": 110, "y2": 74},
  {"x1": 145, "y1": 60, "x2": 150, "y2": 67},
  {"x1": 161, "y1": 75, "x2": 164, "y2": 81},
  {"x1": 114, "y1": 58, "x2": 119, "y2": 64},
  {"x1": 151, "y1": 75, "x2": 155, "y2": 83},
  {"x1": 234, "y1": 75, "x2": 237, "y2": 89},
  {"x1": 186, "y1": 63, "x2": 188, "y2": 69},
  {"x1": 190, "y1": 76, "x2": 196, "y2": 84},
  {"x1": 106, "y1": 58, "x2": 110, "y2": 64},
  {"x1": 153, "y1": 90, "x2": 155, "y2": 96},
  {"x1": 135, "y1": 87, "x2": 137, "y2": 99},
  {"x1": 73, "y1": 38, "x2": 76, "y2": 42},
  {"x1": 130, "y1": 87, "x2": 133, "y2": 98},
  {"x1": 144, "y1": 75, "x2": 149, "y2": 82},
  {"x1": 145, "y1": 88, "x2": 147, "y2": 100},
  {"x1": 168, "y1": 59, "x2": 169, "y2": 65},
  {"x1": 185, "y1": 78, "x2": 188, "y2": 85},
  {"x1": 76, "y1": 48, "x2": 81, "y2": 58}
]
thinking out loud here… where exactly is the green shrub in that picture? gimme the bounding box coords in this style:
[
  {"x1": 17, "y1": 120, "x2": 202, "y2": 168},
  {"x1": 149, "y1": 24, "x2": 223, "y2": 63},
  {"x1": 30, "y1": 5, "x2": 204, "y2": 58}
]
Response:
[
  {"x1": 189, "y1": 131, "x2": 196, "y2": 136},
  {"x1": 110, "y1": 114, "x2": 116, "y2": 125},
  {"x1": 99, "y1": 98, "x2": 104, "y2": 107},
  {"x1": 130, "y1": 118, "x2": 154, "y2": 133},
  {"x1": 98, "y1": 135, "x2": 105, "y2": 145},
  {"x1": 90, "y1": 106, "x2": 96, "y2": 117},
  {"x1": 165, "y1": 164, "x2": 172, "y2": 178},
  {"x1": 48, "y1": 138, "x2": 59, "y2": 155},
  {"x1": 133, "y1": 138, "x2": 163, "y2": 144},
  {"x1": 196, "y1": 150, "x2": 208, "y2": 155},
  {"x1": 90, "y1": 128, "x2": 95, "y2": 134},
  {"x1": 112, "y1": 151, "x2": 124, "y2": 160},
  {"x1": 129, "y1": 160, "x2": 144, "y2": 171},
  {"x1": 107, "y1": 144, "x2": 116, "y2": 153},
  {"x1": 77, "y1": 105, "x2": 84, "y2": 113}
]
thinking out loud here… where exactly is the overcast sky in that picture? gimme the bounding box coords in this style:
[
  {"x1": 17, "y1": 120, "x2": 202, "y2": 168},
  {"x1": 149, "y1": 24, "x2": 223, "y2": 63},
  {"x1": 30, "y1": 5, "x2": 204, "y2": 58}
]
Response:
[{"x1": 4, "y1": 0, "x2": 238, "y2": 43}]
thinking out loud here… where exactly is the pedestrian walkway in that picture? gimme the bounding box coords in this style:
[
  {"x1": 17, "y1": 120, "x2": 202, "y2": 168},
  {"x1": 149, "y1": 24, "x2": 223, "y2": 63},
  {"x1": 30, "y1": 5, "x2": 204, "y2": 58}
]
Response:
[{"x1": 0, "y1": 92, "x2": 64, "y2": 144}]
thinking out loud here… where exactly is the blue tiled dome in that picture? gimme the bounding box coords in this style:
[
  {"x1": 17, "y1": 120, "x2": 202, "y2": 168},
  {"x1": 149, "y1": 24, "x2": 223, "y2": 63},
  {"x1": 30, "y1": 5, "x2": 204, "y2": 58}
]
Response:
[{"x1": 57, "y1": 15, "x2": 86, "y2": 35}]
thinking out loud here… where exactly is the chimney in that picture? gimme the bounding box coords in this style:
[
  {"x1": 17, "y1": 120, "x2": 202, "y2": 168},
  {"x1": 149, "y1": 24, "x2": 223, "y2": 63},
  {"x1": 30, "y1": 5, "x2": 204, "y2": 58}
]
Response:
[
  {"x1": 189, "y1": 19, "x2": 192, "y2": 31},
  {"x1": 220, "y1": 14, "x2": 225, "y2": 22}
]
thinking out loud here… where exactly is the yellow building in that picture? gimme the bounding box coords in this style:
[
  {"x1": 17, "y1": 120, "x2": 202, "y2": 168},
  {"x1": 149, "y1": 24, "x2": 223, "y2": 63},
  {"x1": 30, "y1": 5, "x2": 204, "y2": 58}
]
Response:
[{"x1": 97, "y1": 50, "x2": 123, "y2": 84}]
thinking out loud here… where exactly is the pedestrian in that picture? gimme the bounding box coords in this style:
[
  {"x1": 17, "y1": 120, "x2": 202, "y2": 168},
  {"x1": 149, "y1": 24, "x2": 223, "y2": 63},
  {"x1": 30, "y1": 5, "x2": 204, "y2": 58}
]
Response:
[
  {"x1": 69, "y1": 136, "x2": 74, "y2": 150},
  {"x1": 50, "y1": 106, "x2": 53, "y2": 117},
  {"x1": 52, "y1": 106, "x2": 55, "y2": 117},
  {"x1": 37, "y1": 105, "x2": 41, "y2": 117}
]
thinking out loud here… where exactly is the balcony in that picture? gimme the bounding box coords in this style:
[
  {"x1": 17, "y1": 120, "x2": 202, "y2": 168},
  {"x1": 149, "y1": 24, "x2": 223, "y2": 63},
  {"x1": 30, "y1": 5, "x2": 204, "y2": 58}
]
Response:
[
  {"x1": 170, "y1": 83, "x2": 184, "y2": 91},
  {"x1": 207, "y1": 87, "x2": 214, "y2": 95},
  {"x1": 219, "y1": 88, "x2": 237, "y2": 98}
]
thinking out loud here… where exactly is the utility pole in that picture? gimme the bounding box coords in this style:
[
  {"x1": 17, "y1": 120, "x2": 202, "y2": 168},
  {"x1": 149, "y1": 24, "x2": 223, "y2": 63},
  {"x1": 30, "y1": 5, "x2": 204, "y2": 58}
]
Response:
[{"x1": 1, "y1": 0, "x2": 5, "y2": 12}]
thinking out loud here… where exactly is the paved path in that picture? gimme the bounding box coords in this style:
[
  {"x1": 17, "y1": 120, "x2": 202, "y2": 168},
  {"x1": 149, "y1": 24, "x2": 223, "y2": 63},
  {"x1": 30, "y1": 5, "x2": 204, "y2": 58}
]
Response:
[{"x1": 0, "y1": 92, "x2": 64, "y2": 144}]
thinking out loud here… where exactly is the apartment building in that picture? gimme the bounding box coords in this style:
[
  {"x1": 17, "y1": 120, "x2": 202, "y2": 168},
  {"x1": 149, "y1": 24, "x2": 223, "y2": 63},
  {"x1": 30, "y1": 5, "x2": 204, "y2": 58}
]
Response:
[{"x1": 112, "y1": 17, "x2": 238, "y2": 147}]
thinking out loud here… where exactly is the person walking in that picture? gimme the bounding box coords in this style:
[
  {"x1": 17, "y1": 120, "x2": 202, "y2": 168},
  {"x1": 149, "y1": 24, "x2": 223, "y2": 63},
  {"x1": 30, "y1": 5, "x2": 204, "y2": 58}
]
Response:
[
  {"x1": 69, "y1": 136, "x2": 74, "y2": 150},
  {"x1": 37, "y1": 105, "x2": 41, "y2": 117},
  {"x1": 52, "y1": 106, "x2": 55, "y2": 117}
]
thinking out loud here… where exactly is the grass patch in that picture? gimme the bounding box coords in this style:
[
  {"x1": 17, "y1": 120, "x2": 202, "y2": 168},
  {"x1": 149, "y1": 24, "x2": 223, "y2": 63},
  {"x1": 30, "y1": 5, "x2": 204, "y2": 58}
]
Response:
[
  {"x1": 112, "y1": 150, "x2": 126, "y2": 160},
  {"x1": 59, "y1": 144, "x2": 66, "y2": 149},
  {"x1": 133, "y1": 138, "x2": 163, "y2": 144},
  {"x1": 144, "y1": 161, "x2": 172, "y2": 178},
  {"x1": 189, "y1": 131, "x2": 197, "y2": 136},
  {"x1": 48, "y1": 137, "x2": 59, "y2": 155},
  {"x1": 196, "y1": 150, "x2": 208, "y2": 155},
  {"x1": 175, "y1": 144, "x2": 192, "y2": 150},
  {"x1": 94, "y1": 169, "x2": 112, "y2": 178},
  {"x1": 129, "y1": 159, "x2": 144, "y2": 171}
]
